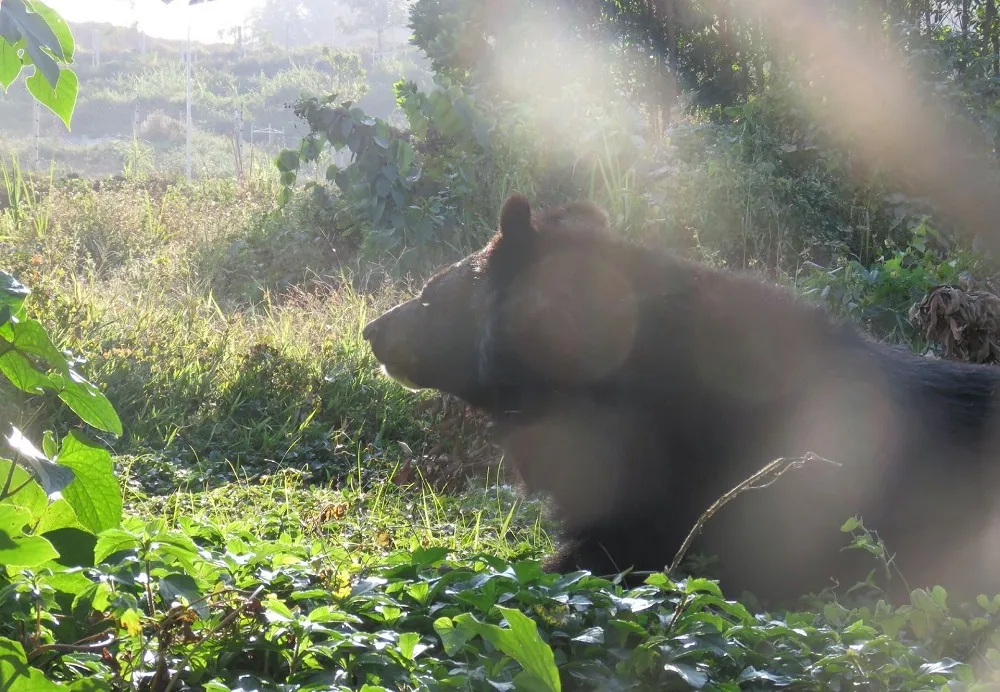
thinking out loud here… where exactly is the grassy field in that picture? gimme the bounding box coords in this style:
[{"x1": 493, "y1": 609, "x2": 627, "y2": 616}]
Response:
[{"x1": 5, "y1": 161, "x2": 1000, "y2": 689}]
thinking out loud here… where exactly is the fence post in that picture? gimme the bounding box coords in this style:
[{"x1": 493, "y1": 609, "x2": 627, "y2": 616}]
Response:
[{"x1": 185, "y1": 22, "x2": 193, "y2": 181}]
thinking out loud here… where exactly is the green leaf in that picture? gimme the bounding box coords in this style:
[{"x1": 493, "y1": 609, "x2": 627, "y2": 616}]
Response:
[
  {"x1": 159, "y1": 573, "x2": 206, "y2": 618},
  {"x1": 433, "y1": 616, "x2": 475, "y2": 656},
  {"x1": 0, "y1": 504, "x2": 59, "y2": 567},
  {"x1": 25, "y1": 63, "x2": 77, "y2": 129},
  {"x1": 41, "y1": 430, "x2": 56, "y2": 459},
  {"x1": 6, "y1": 426, "x2": 76, "y2": 497},
  {"x1": 7, "y1": 317, "x2": 68, "y2": 370},
  {"x1": 52, "y1": 368, "x2": 123, "y2": 436},
  {"x1": 68, "y1": 680, "x2": 112, "y2": 691},
  {"x1": 55, "y1": 430, "x2": 122, "y2": 534},
  {"x1": 307, "y1": 606, "x2": 363, "y2": 625},
  {"x1": 663, "y1": 663, "x2": 709, "y2": 689},
  {"x1": 0, "y1": 457, "x2": 46, "y2": 517},
  {"x1": 398, "y1": 140, "x2": 413, "y2": 172},
  {"x1": 0, "y1": 38, "x2": 22, "y2": 91},
  {"x1": 34, "y1": 497, "x2": 85, "y2": 535},
  {"x1": 0, "y1": 271, "x2": 31, "y2": 316},
  {"x1": 0, "y1": 347, "x2": 54, "y2": 394},
  {"x1": 28, "y1": 1, "x2": 74, "y2": 63},
  {"x1": 454, "y1": 607, "x2": 561, "y2": 691},
  {"x1": 0, "y1": 0, "x2": 62, "y2": 84},
  {"x1": 39, "y1": 566, "x2": 93, "y2": 600},
  {"x1": 397, "y1": 631, "x2": 421, "y2": 660},
  {"x1": 374, "y1": 119, "x2": 390, "y2": 148},
  {"x1": 0, "y1": 637, "x2": 61, "y2": 691},
  {"x1": 276, "y1": 149, "x2": 300, "y2": 172},
  {"x1": 42, "y1": 526, "x2": 95, "y2": 568},
  {"x1": 93, "y1": 527, "x2": 140, "y2": 564}
]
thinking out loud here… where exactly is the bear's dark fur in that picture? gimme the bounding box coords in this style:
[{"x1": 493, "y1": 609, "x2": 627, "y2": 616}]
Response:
[{"x1": 363, "y1": 193, "x2": 1000, "y2": 608}]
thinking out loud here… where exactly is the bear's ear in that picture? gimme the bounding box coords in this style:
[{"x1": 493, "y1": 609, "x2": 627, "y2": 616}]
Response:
[{"x1": 499, "y1": 194, "x2": 535, "y2": 242}]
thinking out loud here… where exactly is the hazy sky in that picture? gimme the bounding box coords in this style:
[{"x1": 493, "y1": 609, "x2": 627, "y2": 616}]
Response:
[{"x1": 45, "y1": 0, "x2": 266, "y2": 44}]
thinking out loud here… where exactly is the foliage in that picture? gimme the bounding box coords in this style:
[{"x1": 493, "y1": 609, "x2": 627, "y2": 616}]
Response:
[
  {"x1": 275, "y1": 76, "x2": 515, "y2": 270},
  {"x1": 343, "y1": 0, "x2": 411, "y2": 51},
  {"x1": 5, "y1": 463, "x2": 1000, "y2": 689},
  {"x1": 0, "y1": 0, "x2": 78, "y2": 127},
  {"x1": 798, "y1": 226, "x2": 990, "y2": 346}
]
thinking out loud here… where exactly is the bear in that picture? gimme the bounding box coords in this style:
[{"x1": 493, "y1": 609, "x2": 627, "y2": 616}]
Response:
[{"x1": 362, "y1": 192, "x2": 1000, "y2": 609}]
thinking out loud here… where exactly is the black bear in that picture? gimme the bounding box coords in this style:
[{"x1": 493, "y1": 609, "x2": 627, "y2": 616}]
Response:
[{"x1": 362, "y1": 193, "x2": 1000, "y2": 608}]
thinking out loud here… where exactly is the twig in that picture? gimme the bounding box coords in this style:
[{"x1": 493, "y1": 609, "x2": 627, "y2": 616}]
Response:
[
  {"x1": 29, "y1": 633, "x2": 116, "y2": 658},
  {"x1": 163, "y1": 584, "x2": 266, "y2": 692},
  {"x1": 667, "y1": 452, "x2": 839, "y2": 576}
]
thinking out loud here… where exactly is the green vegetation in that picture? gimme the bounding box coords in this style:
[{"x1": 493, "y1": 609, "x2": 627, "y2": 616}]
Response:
[
  {"x1": 0, "y1": 3, "x2": 432, "y2": 179},
  {"x1": 5, "y1": 0, "x2": 1000, "y2": 688}
]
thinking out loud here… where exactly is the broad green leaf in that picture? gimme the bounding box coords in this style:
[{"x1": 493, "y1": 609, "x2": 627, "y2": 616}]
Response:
[
  {"x1": 0, "y1": 0, "x2": 61, "y2": 85},
  {"x1": 276, "y1": 149, "x2": 300, "y2": 172},
  {"x1": 7, "y1": 318, "x2": 68, "y2": 369},
  {"x1": 0, "y1": 347, "x2": 53, "y2": 394},
  {"x1": 0, "y1": 504, "x2": 59, "y2": 567},
  {"x1": 399, "y1": 140, "x2": 413, "y2": 171},
  {"x1": 26, "y1": 1, "x2": 74, "y2": 62},
  {"x1": 0, "y1": 457, "x2": 46, "y2": 517},
  {"x1": 0, "y1": 271, "x2": 30, "y2": 309},
  {"x1": 94, "y1": 527, "x2": 140, "y2": 564},
  {"x1": 434, "y1": 616, "x2": 475, "y2": 655},
  {"x1": 159, "y1": 573, "x2": 206, "y2": 618},
  {"x1": 42, "y1": 526, "x2": 95, "y2": 568},
  {"x1": 53, "y1": 368, "x2": 123, "y2": 435},
  {"x1": 55, "y1": 430, "x2": 122, "y2": 533},
  {"x1": 6, "y1": 427, "x2": 75, "y2": 497},
  {"x1": 663, "y1": 663, "x2": 709, "y2": 689},
  {"x1": 34, "y1": 497, "x2": 85, "y2": 535},
  {"x1": 0, "y1": 637, "x2": 62, "y2": 691},
  {"x1": 39, "y1": 567, "x2": 92, "y2": 599},
  {"x1": 307, "y1": 606, "x2": 363, "y2": 625},
  {"x1": 397, "y1": 631, "x2": 421, "y2": 660},
  {"x1": 25, "y1": 63, "x2": 77, "y2": 128},
  {"x1": 0, "y1": 38, "x2": 21, "y2": 91},
  {"x1": 68, "y1": 680, "x2": 112, "y2": 691},
  {"x1": 41, "y1": 430, "x2": 56, "y2": 459},
  {"x1": 374, "y1": 119, "x2": 390, "y2": 148},
  {"x1": 454, "y1": 607, "x2": 561, "y2": 691}
]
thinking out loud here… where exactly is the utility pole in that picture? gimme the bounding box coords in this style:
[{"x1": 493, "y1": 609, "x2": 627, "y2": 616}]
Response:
[
  {"x1": 32, "y1": 98, "x2": 40, "y2": 170},
  {"x1": 185, "y1": 17, "x2": 192, "y2": 181}
]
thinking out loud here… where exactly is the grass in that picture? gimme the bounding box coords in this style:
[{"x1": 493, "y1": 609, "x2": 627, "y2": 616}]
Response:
[{"x1": 5, "y1": 166, "x2": 1000, "y2": 689}]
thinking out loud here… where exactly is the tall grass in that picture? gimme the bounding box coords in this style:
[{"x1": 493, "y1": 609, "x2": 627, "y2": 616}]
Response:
[{"x1": 0, "y1": 172, "x2": 473, "y2": 503}]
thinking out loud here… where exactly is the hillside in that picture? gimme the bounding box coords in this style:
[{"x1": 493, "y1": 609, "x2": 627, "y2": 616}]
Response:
[{"x1": 0, "y1": 19, "x2": 432, "y2": 178}]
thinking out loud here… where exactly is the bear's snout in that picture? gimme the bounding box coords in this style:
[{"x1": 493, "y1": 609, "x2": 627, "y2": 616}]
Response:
[
  {"x1": 362, "y1": 302, "x2": 410, "y2": 364},
  {"x1": 362, "y1": 304, "x2": 402, "y2": 348},
  {"x1": 361, "y1": 316, "x2": 381, "y2": 343}
]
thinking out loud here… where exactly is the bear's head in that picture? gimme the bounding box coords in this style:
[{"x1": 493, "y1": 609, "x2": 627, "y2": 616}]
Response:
[{"x1": 362, "y1": 193, "x2": 642, "y2": 412}]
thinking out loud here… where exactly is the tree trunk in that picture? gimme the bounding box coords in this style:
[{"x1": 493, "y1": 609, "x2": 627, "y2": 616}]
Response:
[
  {"x1": 986, "y1": 0, "x2": 997, "y2": 76},
  {"x1": 994, "y1": 14, "x2": 1000, "y2": 77},
  {"x1": 663, "y1": 0, "x2": 678, "y2": 73}
]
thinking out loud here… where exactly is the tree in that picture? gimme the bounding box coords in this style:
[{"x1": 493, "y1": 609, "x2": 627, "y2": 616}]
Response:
[
  {"x1": 344, "y1": 0, "x2": 411, "y2": 52},
  {"x1": 248, "y1": 0, "x2": 353, "y2": 49}
]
